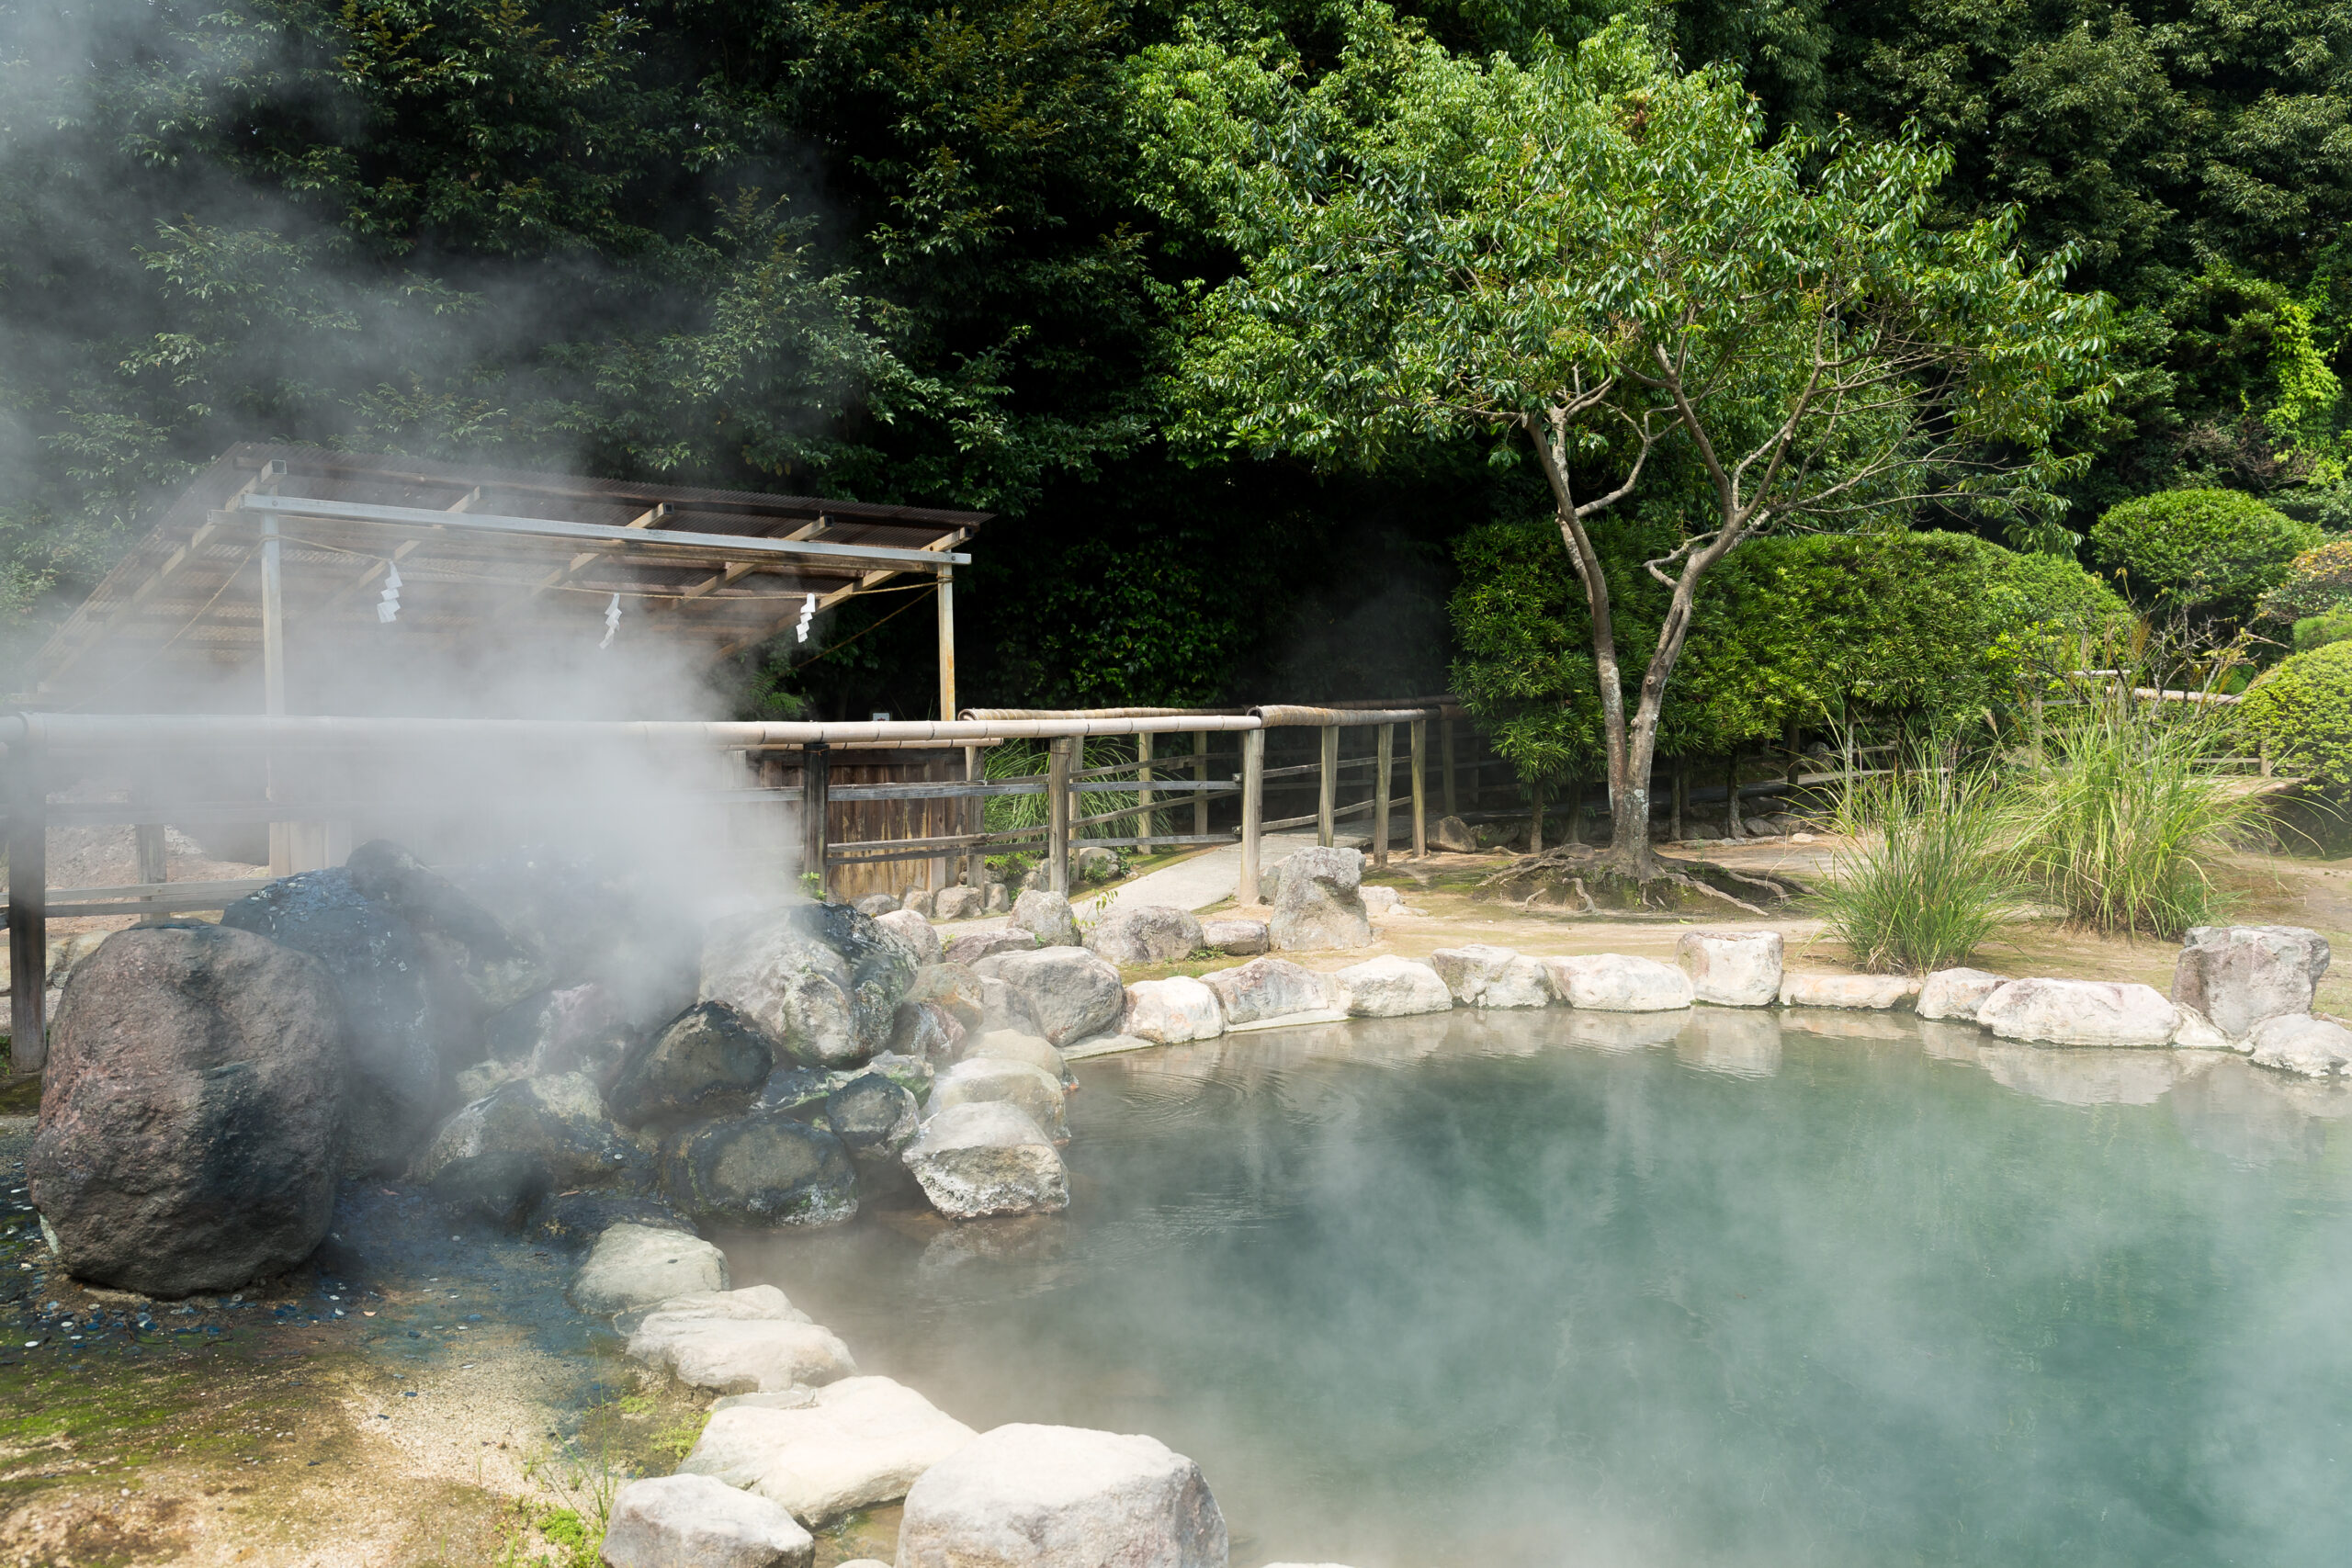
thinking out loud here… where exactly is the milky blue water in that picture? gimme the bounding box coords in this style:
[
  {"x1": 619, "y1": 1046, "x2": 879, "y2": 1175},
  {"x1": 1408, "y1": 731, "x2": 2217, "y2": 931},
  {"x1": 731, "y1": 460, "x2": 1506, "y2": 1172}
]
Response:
[{"x1": 733, "y1": 1008, "x2": 2352, "y2": 1567}]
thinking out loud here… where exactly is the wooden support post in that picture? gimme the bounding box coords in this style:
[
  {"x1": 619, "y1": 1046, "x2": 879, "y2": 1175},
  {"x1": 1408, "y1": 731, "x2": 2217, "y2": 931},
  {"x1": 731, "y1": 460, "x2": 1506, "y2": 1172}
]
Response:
[
  {"x1": 1409, "y1": 718, "x2": 1427, "y2": 858},
  {"x1": 1134, "y1": 730, "x2": 1154, "y2": 851},
  {"x1": 132, "y1": 765, "x2": 167, "y2": 887},
  {"x1": 1671, "y1": 761, "x2": 1687, "y2": 842},
  {"x1": 801, "y1": 743, "x2": 831, "y2": 901},
  {"x1": 1529, "y1": 783, "x2": 1545, "y2": 854},
  {"x1": 1317, "y1": 725, "x2": 1339, "y2": 848},
  {"x1": 1724, "y1": 752, "x2": 1743, "y2": 839},
  {"x1": 7, "y1": 734, "x2": 48, "y2": 1072},
  {"x1": 935, "y1": 566, "x2": 956, "y2": 722},
  {"x1": 963, "y1": 745, "x2": 983, "y2": 889},
  {"x1": 1238, "y1": 728, "x2": 1265, "y2": 905},
  {"x1": 1441, "y1": 718, "x2": 1458, "y2": 817},
  {"x1": 1047, "y1": 737, "x2": 1074, "y2": 895},
  {"x1": 1373, "y1": 723, "x2": 1394, "y2": 867},
  {"x1": 1193, "y1": 729, "x2": 1209, "y2": 838},
  {"x1": 1566, "y1": 779, "x2": 1583, "y2": 847},
  {"x1": 260, "y1": 505, "x2": 294, "y2": 877}
]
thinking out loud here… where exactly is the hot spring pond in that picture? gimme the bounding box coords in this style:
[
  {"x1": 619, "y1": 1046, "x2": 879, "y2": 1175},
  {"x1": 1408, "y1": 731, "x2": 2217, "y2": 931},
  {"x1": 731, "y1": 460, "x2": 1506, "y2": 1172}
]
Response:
[{"x1": 728, "y1": 1008, "x2": 2352, "y2": 1567}]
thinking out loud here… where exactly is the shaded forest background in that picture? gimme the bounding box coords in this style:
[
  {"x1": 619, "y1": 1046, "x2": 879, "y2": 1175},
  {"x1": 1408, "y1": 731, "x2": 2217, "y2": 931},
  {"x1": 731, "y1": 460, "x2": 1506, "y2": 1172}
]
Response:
[{"x1": 5, "y1": 0, "x2": 2349, "y2": 718}]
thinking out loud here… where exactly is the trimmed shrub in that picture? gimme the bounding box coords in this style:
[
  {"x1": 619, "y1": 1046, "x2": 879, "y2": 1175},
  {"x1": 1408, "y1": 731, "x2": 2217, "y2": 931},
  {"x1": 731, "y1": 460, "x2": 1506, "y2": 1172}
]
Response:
[
  {"x1": 2293, "y1": 612, "x2": 2352, "y2": 653},
  {"x1": 2261, "y1": 539, "x2": 2352, "y2": 624},
  {"x1": 2088, "y1": 489, "x2": 2321, "y2": 623},
  {"x1": 2239, "y1": 640, "x2": 2352, "y2": 790}
]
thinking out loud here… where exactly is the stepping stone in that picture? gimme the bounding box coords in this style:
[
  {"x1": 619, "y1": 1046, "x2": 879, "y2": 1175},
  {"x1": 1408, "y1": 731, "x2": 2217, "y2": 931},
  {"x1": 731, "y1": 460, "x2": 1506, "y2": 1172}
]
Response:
[{"x1": 679, "y1": 1374, "x2": 978, "y2": 1527}]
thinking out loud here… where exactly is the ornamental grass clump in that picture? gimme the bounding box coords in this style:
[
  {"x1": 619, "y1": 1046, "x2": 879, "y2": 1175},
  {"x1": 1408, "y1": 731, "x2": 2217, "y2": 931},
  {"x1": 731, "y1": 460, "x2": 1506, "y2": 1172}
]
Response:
[
  {"x1": 1816, "y1": 759, "x2": 2020, "y2": 974},
  {"x1": 2008, "y1": 701, "x2": 2260, "y2": 938}
]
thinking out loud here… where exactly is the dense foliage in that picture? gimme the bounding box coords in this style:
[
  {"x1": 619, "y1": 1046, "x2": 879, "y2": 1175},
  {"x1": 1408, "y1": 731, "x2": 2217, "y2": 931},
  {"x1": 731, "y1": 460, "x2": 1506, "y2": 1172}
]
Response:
[
  {"x1": 1449, "y1": 525, "x2": 2126, "y2": 784},
  {"x1": 2088, "y1": 488, "x2": 2320, "y2": 625},
  {"x1": 2239, "y1": 639, "x2": 2352, "y2": 789},
  {"x1": 4, "y1": 0, "x2": 2348, "y2": 719}
]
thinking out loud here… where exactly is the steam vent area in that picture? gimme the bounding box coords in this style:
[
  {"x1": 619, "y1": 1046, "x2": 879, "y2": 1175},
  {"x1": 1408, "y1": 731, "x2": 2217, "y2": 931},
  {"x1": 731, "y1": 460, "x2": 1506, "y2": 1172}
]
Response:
[{"x1": 2, "y1": 454, "x2": 2349, "y2": 1568}]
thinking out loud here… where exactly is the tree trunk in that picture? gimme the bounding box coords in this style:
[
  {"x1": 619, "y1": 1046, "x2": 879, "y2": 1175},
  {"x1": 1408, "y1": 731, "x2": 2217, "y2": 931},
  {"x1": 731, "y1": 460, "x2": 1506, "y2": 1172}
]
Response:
[{"x1": 1724, "y1": 752, "x2": 1742, "y2": 838}]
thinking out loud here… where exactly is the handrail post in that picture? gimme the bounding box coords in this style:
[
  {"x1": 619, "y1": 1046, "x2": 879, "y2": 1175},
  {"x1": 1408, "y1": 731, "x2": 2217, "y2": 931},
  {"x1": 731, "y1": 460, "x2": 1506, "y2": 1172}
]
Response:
[
  {"x1": 1441, "y1": 717, "x2": 1457, "y2": 817},
  {"x1": 7, "y1": 730, "x2": 50, "y2": 1071},
  {"x1": 1193, "y1": 728, "x2": 1209, "y2": 838},
  {"x1": 1133, "y1": 729, "x2": 1153, "y2": 851},
  {"x1": 1317, "y1": 725, "x2": 1338, "y2": 848},
  {"x1": 801, "y1": 742, "x2": 831, "y2": 901},
  {"x1": 1409, "y1": 717, "x2": 1427, "y2": 857},
  {"x1": 1373, "y1": 722, "x2": 1394, "y2": 868},
  {"x1": 1047, "y1": 736, "x2": 1074, "y2": 895},
  {"x1": 1238, "y1": 728, "x2": 1264, "y2": 905}
]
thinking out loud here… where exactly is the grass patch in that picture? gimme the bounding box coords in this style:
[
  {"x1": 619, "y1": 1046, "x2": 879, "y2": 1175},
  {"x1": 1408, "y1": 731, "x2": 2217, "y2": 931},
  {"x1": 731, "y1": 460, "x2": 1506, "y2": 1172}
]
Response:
[{"x1": 1815, "y1": 761, "x2": 2020, "y2": 974}]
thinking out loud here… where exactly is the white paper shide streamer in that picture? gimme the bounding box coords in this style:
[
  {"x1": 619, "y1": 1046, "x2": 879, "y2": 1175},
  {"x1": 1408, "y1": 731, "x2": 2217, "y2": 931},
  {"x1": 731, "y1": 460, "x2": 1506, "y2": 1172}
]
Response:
[
  {"x1": 376, "y1": 563, "x2": 402, "y2": 624},
  {"x1": 600, "y1": 592, "x2": 622, "y2": 649},
  {"x1": 796, "y1": 592, "x2": 818, "y2": 644}
]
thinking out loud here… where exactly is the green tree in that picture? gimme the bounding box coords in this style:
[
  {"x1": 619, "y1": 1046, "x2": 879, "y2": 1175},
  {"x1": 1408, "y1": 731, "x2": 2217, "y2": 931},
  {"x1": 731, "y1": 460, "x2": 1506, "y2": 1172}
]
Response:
[
  {"x1": 1134, "y1": 7, "x2": 2109, "y2": 874},
  {"x1": 2087, "y1": 488, "x2": 2321, "y2": 626}
]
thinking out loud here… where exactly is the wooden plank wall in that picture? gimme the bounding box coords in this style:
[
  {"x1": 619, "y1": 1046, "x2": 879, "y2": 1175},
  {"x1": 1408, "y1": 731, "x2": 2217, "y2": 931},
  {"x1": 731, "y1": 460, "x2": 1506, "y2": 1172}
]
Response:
[{"x1": 757, "y1": 747, "x2": 966, "y2": 901}]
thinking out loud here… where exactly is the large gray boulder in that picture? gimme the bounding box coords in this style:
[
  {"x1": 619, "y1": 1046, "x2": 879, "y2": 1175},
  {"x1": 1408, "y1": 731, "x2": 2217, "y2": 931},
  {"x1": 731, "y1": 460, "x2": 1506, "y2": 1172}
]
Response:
[
  {"x1": 903, "y1": 1102, "x2": 1069, "y2": 1219},
  {"x1": 1013, "y1": 890, "x2": 1080, "y2": 948},
  {"x1": 601, "y1": 1472, "x2": 813, "y2": 1568},
  {"x1": 571, "y1": 1223, "x2": 729, "y2": 1314},
  {"x1": 1545, "y1": 953, "x2": 1695, "y2": 1011},
  {"x1": 1977, "y1": 977, "x2": 2180, "y2": 1047},
  {"x1": 1202, "y1": 956, "x2": 1340, "y2": 1025},
  {"x1": 2247, "y1": 1013, "x2": 2352, "y2": 1077},
  {"x1": 220, "y1": 867, "x2": 462, "y2": 1172},
  {"x1": 700, "y1": 904, "x2": 917, "y2": 1068},
  {"x1": 1332, "y1": 956, "x2": 1453, "y2": 1018},
  {"x1": 933, "y1": 885, "x2": 986, "y2": 921},
  {"x1": 1917, "y1": 968, "x2": 2009, "y2": 1022},
  {"x1": 907, "y1": 962, "x2": 989, "y2": 1032},
  {"x1": 680, "y1": 1376, "x2": 978, "y2": 1527},
  {"x1": 1084, "y1": 906, "x2": 1204, "y2": 965},
  {"x1": 2173, "y1": 925, "x2": 2332, "y2": 1040},
  {"x1": 1123, "y1": 977, "x2": 1227, "y2": 1043},
  {"x1": 1199, "y1": 919, "x2": 1270, "y2": 957},
  {"x1": 1676, "y1": 930, "x2": 1782, "y2": 1007},
  {"x1": 661, "y1": 1110, "x2": 860, "y2": 1228},
  {"x1": 896, "y1": 1424, "x2": 1227, "y2": 1568},
  {"x1": 628, "y1": 1294, "x2": 856, "y2": 1394},
  {"x1": 1267, "y1": 848, "x2": 1374, "y2": 952},
  {"x1": 1430, "y1": 946, "x2": 1550, "y2": 1010},
  {"x1": 823, "y1": 1071, "x2": 922, "y2": 1169},
  {"x1": 413, "y1": 1071, "x2": 643, "y2": 1195},
  {"x1": 948, "y1": 928, "x2": 1041, "y2": 966},
  {"x1": 932, "y1": 1057, "x2": 1068, "y2": 1139},
  {"x1": 345, "y1": 839, "x2": 553, "y2": 1013},
  {"x1": 1431, "y1": 815, "x2": 1477, "y2": 853},
  {"x1": 875, "y1": 908, "x2": 944, "y2": 967},
  {"x1": 608, "y1": 1001, "x2": 776, "y2": 1128},
  {"x1": 1778, "y1": 973, "x2": 1918, "y2": 1010},
  {"x1": 978, "y1": 947, "x2": 1125, "y2": 1046},
  {"x1": 28, "y1": 925, "x2": 345, "y2": 1297}
]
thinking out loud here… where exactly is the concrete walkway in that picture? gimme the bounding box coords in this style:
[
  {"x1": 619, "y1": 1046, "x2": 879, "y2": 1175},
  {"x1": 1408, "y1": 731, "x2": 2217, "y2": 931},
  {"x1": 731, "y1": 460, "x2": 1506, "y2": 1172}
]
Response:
[{"x1": 1089, "y1": 831, "x2": 1365, "y2": 915}]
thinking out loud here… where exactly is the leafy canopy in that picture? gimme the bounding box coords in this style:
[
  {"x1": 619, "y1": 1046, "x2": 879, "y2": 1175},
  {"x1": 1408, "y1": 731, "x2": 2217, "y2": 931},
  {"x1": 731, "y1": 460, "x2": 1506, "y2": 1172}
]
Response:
[
  {"x1": 1133, "y1": 7, "x2": 2110, "y2": 547},
  {"x1": 2087, "y1": 487, "x2": 2321, "y2": 624}
]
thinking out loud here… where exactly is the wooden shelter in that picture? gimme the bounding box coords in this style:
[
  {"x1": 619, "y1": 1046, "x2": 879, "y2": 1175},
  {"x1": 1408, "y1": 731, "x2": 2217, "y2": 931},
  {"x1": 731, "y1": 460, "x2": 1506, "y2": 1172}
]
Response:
[{"x1": 24, "y1": 444, "x2": 989, "y2": 715}]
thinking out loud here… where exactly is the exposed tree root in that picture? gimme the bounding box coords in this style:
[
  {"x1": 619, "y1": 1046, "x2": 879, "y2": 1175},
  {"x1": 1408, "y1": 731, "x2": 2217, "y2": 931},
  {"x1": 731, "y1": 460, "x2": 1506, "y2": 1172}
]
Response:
[{"x1": 1476, "y1": 846, "x2": 1805, "y2": 915}]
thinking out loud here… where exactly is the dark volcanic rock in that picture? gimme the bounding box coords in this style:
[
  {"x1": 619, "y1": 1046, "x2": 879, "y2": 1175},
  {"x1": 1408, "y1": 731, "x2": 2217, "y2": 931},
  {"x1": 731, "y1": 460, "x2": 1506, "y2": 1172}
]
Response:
[
  {"x1": 755, "y1": 1066, "x2": 842, "y2": 1115},
  {"x1": 528, "y1": 1190, "x2": 697, "y2": 1250},
  {"x1": 220, "y1": 867, "x2": 469, "y2": 1172},
  {"x1": 888, "y1": 999, "x2": 966, "y2": 1066},
  {"x1": 608, "y1": 1002, "x2": 776, "y2": 1128},
  {"x1": 449, "y1": 848, "x2": 702, "y2": 1030},
  {"x1": 660, "y1": 1111, "x2": 858, "y2": 1228},
  {"x1": 425, "y1": 1149, "x2": 548, "y2": 1231},
  {"x1": 825, "y1": 1072, "x2": 921, "y2": 1198},
  {"x1": 28, "y1": 925, "x2": 345, "y2": 1296},
  {"x1": 347, "y1": 839, "x2": 552, "y2": 1013},
  {"x1": 413, "y1": 1073, "x2": 649, "y2": 1197},
  {"x1": 700, "y1": 903, "x2": 919, "y2": 1068}
]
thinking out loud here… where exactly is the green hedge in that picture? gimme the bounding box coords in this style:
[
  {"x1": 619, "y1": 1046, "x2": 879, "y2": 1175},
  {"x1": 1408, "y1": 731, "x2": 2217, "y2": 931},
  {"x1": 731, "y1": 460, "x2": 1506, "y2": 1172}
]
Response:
[
  {"x1": 2088, "y1": 489, "x2": 2321, "y2": 623},
  {"x1": 2238, "y1": 640, "x2": 2352, "y2": 790}
]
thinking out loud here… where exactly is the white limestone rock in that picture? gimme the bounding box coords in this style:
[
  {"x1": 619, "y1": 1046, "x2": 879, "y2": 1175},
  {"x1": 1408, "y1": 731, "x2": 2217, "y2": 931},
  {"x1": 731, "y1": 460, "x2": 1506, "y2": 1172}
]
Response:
[
  {"x1": 2247, "y1": 1013, "x2": 2352, "y2": 1077},
  {"x1": 1544, "y1": 953, "x2": 1695, "y2": 1012},
  {"x1": 1332, "y1": 956, "x2": 1453, "y2": 1018},
  {"x1": 2173, "y1": 924, "x2": 2332, "y2": 1040},
  {"x1": 1359, "y1": 886, "x2": 1402, "y2": 916},
  {"x1": 932, "y1": 1055, "x2": 1068, "y2": 1140},
  {"x1": 1977, "y1": 977, "x2": 2181, "y2": 1047},
  {"x1": 896, "y1": 1423, "x2": 1227, "y2": 1568},
  {"x1": 2171, "y1": 1006, "x2": 2236, "y2": 1052},
  {"x1": 1267, "y1": 847, "x2": 1374, "y2": 953},
  {"x1": 679, "y1": 1375, "x2": 978, "y2": 1528},
  {"x1": 1675, "y1": 930, "x2": 1783, "y2": 1008},
  {"x1": 875, "y1": 908, "x2": 944, "y2": 968},
  {"x1": 1199, "y1": 919, "x2": 1270, "y2": 956},
  {"x1": 963, "y1": 1029, "x2": 1071, "y2": 1083},
  {"x1": 571, "y1": 1224, "x2": 728, "y2": 1315},
  {"x1": 1085, "y1": 906, "x2": 1205, "y2": 965},
  {"x1": 1012, "y1": 889, "x2": 1080, "y2": 948},
  {"x1": 933, "y1": 886, "x2": 986, "y2": 922},
  {"x1": 1430, "y1": 945, "x2": 1551, "y2": 1009},
  {"x1": 1201, "y1": 956, "x2": 1340, "y2": 1025},
  {"x1": 617, "y1": 1284, "x2": 807, "y2": 1337},
  {"x1": 601, "y1": 1472, "x2": 813, "y2": 1568},
  {"x1": 903, "y1": 1101, "x2": 1069, "y2": 1218},
  {"x1": 1917, "y1": 967, "x2": 2008, "y2": 1022},
  {"x1": 1778, "y1": 973, "x2": 1920, "y2": 1010},
  {"x1": 1123, "y1": 976, "x2": 1227, "y2": 1043},
  {"x1": 981, "y1": 947, "x2": 1127, "y2": 1046},
  {"x1": 628, "y1": 1298, "x2": 857, "y2": 1395}
]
